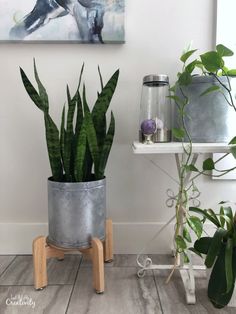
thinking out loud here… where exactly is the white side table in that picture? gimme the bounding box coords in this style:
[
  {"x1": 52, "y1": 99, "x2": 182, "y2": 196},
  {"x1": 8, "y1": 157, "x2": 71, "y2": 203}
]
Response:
[{"x1": 132, "y1": 141, "x2": 231, "y2": 304}]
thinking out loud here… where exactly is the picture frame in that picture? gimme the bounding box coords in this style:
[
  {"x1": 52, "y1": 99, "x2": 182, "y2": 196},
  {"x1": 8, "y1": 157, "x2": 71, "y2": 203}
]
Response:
[{"x1": 0, "y1": 1, "x2": 125, "y2": 44}]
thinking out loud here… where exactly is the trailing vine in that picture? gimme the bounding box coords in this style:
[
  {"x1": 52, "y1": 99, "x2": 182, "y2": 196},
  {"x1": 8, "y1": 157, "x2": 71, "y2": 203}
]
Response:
[{"x1": 167, "y1": 44, "x2": 236, "y2": 281}]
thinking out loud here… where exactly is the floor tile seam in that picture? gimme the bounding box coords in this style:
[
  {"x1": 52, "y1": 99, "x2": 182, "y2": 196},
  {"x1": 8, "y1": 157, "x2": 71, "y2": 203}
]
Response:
[
  {"x1": 0, "y1": 284, "x2": 74, "y2": 287},
  {"x1": 152, "y1": 270, "x2": 164, "y2": 314},
  {"x1": 0, "y1": 256, "x2": 17, "y2": 278},
  {"x1": 65, "y1": 256, "x2": 83, "y2": 314}
]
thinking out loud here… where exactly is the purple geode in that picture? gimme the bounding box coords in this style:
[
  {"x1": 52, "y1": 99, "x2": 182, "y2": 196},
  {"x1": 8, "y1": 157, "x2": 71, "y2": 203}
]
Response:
[{"x1": 141, "y1": 119, "x2": 156, "y2": 135}]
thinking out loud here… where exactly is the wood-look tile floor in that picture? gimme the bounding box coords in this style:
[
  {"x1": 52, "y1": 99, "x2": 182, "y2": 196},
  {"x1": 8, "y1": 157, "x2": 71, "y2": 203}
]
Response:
[{"x1": 0, "y1": 254, "x2": 234, "y2": 314}]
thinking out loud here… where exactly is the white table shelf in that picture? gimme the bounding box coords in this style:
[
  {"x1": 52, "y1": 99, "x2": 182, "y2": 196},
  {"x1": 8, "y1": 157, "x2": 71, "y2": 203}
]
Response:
[
  {"x1": 132, "y1": 141, "x2": 231, "y2": 154},
  {"x1": 133, "y1": 140, "x2": 233, "y2": 304}
]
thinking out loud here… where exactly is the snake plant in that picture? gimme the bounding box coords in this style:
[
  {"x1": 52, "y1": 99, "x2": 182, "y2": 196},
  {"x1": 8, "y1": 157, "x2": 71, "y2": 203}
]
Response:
[{"x1": 20, "y1": 61, "x2": 119, "y2": 182}]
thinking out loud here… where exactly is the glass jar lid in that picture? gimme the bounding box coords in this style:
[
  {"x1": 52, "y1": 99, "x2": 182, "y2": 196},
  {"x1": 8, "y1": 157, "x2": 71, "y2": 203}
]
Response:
[{"x1": 143, "y1": 74, "x2": 169, "y2": 86}]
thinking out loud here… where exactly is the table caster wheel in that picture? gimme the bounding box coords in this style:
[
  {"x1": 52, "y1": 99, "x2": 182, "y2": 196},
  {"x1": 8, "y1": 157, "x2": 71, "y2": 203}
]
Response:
[
  {"x1": 95, "y1": 290, "x2": 104, "y2": 294},
  {"x1": 35, "y1": 286, "x2": 46, "y2": 291},
  {"x1": 104, "y1": 259, "x2": 113, "y2": 263}
]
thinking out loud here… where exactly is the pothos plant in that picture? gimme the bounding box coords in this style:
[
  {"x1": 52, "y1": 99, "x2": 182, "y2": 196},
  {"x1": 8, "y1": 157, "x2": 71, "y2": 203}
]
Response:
[{"x1": 167, "y1": 44, "x2": 236, "y2": 283}]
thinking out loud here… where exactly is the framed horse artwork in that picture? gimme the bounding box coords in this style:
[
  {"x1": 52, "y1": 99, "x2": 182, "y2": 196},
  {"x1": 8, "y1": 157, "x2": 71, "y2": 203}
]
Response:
[{"x1": 0, "y1": 0, "x2": 125, "y2": 43}]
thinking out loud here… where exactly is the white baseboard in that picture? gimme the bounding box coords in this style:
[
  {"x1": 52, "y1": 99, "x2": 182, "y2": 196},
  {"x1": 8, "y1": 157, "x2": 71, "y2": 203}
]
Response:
[{"x1": 0, "y1": 222, "x2": 215, "y2": 255}]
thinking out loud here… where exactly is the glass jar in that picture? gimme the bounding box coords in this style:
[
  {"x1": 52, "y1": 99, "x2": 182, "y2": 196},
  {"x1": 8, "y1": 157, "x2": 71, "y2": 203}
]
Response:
[{"x1": 139, "y1": 74, "x2": 172, "y2": 143}]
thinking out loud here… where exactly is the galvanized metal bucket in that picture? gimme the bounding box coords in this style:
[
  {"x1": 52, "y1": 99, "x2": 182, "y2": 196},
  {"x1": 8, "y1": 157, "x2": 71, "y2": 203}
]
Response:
[
  {"x1": 47, "y1": 177, "x2": 106, "y2": 249},
  {"x1": 174, "y1": 76, "x2": 236, "y2": 142}
]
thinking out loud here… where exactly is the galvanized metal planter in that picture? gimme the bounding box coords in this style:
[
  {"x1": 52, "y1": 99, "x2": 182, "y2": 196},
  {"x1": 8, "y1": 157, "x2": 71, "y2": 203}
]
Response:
[
  {"x1": 47, "y1": 177, "x2": 106, "y2": 249},
  {"x1": 174, "y1": 76, "x2": 236, "y2": 142}
]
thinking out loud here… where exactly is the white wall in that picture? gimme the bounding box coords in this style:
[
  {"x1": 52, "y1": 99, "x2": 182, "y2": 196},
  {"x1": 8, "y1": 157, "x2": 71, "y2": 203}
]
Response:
[{"x1": 1, "y1": 0, "x2": 234, "y2": 254}]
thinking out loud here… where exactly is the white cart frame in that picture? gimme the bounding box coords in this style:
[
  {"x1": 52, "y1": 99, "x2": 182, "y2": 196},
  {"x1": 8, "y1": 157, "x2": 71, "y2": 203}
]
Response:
[{"x1": 132, "y1": 141, "x2": 231, "y2": 304}]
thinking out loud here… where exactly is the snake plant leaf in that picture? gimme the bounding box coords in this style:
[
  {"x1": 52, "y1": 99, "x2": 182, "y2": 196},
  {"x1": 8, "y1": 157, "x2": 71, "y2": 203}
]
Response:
[
  {"x1": 84, "y1": 111, "x2": 99, "y2": 179},
  {"x1": 187, "y1": 216, "x2": 203, "y2": 239},
  {"x1": 205, "y1": 228, "x2": 227, "y2": 268},
  {"x1": 92, "y1": 69, "x2": 119, "y2": 149},
  {"x1": 73, "y1": 63, "x2": 84, "y2": 99},
  {"x1": 33, "y1": 59, "x2": 49, "y2": 112},
  {"x1": 98, "y1": 65, "x2": 104, "y2": 90},
  {"x1": 75, "y1": 90, "x2": 83, "y2": 135},
  {"x1": 208, "y1": 245, "x2": 236, "y2": 308},
  {"x1": 225, "y1": 238, "x2": 233, "y2": 293},
  {"x1": 63, "y1": 86, "x2": 76, "y2": 181},
  {"x1": 189, "y1": 207, "x2": 221, "y2": 227},
  {"x1": 44, "y1": 113, "x2": 63, "y2": 181},
  {"x1": 60, "y1": 105, "x2": 66, "y2": 170},
  {"x1": 20, "y1": 67, "x2": 45, "y2": 111},
  {"x1": 83, "y1": 85, "x2": 99, "y2": 179},
  {"x1": 74, "y1": 121, "x2": 86, "y2": 182},
  {"x1": 194, "y1": 237, "x2": 212, "y2": 255},
  {"x1": 98, "y1": 111, "x2": 115, "y2": 179}
]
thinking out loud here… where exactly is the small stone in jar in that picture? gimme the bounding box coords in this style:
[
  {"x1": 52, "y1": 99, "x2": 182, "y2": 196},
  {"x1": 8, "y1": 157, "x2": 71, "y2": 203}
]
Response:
[{"x1": 141, "y1": 119, "x2": 156, "y2": 135}]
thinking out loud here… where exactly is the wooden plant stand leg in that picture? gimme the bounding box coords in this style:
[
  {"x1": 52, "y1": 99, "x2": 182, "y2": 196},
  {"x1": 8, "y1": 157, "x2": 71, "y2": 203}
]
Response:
[
  {"x1": 32, "y1": 236, "x2": 64, "y2": 290},
  {"x1": 33, "y1": 236, "x2": 48, "y2": 290},
  {"x1": 92, "y1": 238, "x2": 104, "y2": 294},
  {"x1": 104, "y1": 218, "x2": 113, "y2": 263}
]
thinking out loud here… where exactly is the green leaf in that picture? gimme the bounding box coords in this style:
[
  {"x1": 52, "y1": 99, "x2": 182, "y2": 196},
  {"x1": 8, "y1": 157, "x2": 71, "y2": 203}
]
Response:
[
  {"x1": 175, "y1": 235, "x2": 187, "y2": 251},
  {"x1": 225, "y1": 238, "x2": 233, "y2": 293},
  {"x1": 183, "y1": 252, "x2": 190, "y2": 263},
  {"x1": 208, "y1": 245, "x2": 236, "y2": 308},
  {"x1": 200, "y1": 85, "x2": 220, "y2": 97},
  {"x1": 33, "y1": 59, "x2": 49, "y2": 112},
  {"x1": 167, "y1": 95, "x2": 184, "y2": 104},
  {"x1": 178, "y1": 71, "x2": 192, "y2": 86},
  {"x1": 92, "y1": 69, "x2": 119, "y2": 151},
  {"x1": 207, "y1": 209, "x2": 220, "y2": 226},
  {"x1": 230, "y1": 146, "x2": 236, "y2": 159},
  {"x1": 189, "y1": 207, "x2": 221, "y2": 227},
  {"x1": 200, "y1": 51, "x2": 224, "y2": 72},
  {"x1": 205, "y1": 228, "x2": 227, "y2": 268},
  {"x1": 180, "y1": 49, "x2": 197, "y2": 63},
  {"x1": 185, "y1": 164, "x2": 198, "y2": 172},
  {"x1": 75, "y1": 91, "x2": 83, "y2": 135},
  {"x1": 98, "y1": 111, "x2": 115, "y2": 179},
  {"x1": 185, "y1": 59, "x2": 198, "y2": 73},
  {"x1": 74, "y1": 121, "x2": 87, "y2": 182},
  {"x1": 60, "y1": 106, "x2": 66, "y2": 171},
  {"x1": 187, "y1": 216, "x2": 203, "y2": 239},
  {"x1": 44, "y1": 113, "x2": 63, "y2": 181},
  {"x1": 172, "y1": 128, "x2": 185, "y2": 139},
  {"x1": 63, "y1": 85, "x2": 77, "y2": 181},
  {"x1": 20, "y1": 67, "x2": 44, "y2": 111},
  {"x1": 188, "y1": 247, "x2": 202, "y2": 258},
  {"x1": 169, "y1": 85, "x2": 176, "y2": 93},
  {"x1": 216, "y1": 44, "x2": 234, "y2": 57},
  {"x1": 227, "y1": 69, "x2": 236, "y2": 76},
  {"x1": 203, "y1": 158, "x2": 215, "y2": 171},
  {"x1": 98, "y1": 65, "x2": 104, "y2": 90},
  {"x1": 229, "y1": 136, "x2": 236, "y2": 145},
  {"x1": 194, "y1": 237, "x2": 212, "y2": 254},
  {"x1": 84, "y1": 111, "x2": 99, "y2": 179},
  {"x1": 183, "y1": 226, "x2": 192, "y2": 243}
]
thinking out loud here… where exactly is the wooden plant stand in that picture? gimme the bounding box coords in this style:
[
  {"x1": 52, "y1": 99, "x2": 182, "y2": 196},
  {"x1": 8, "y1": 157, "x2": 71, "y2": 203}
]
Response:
[{"x1": 32, "y1": 219, "x2": 113, "y2": 294}]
